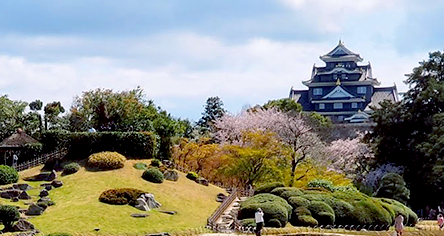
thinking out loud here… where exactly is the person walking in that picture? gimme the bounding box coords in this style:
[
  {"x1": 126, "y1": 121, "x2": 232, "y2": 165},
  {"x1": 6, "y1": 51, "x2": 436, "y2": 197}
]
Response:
[
  {"x1": 394, "y1": 213, "x2": 404, "y2": 236},
  {"x1": 438, "y1": 214, "x2": 444, "y2": 230},
  {"x1": 254, "y1": 208, "x2": 264, "y2": 236}
]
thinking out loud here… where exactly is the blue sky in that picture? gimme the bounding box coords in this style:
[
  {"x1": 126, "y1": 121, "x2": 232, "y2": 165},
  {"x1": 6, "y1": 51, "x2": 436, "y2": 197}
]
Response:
[{"x1": 0, "y1": 0, "x2": 443, "y2": 121}]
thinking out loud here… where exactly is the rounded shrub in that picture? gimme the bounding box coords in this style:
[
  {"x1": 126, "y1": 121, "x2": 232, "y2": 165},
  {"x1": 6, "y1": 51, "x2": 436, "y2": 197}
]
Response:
[
  {"x1": 142, "y1": 168, "x2": 164, "y2": 183},
  {"x1": 308, "y1": 201, "x2": 335, "y2": 225},
  {"x1": 63, "y1": 162, "x2": 80, "y2": 175},
  {"x1": 241, "y1": 218, "x2": 256, "y2": 228},
  {"x1": 288, "y1": 196, "x2": 310, "y2": 208},
  {"x1": 254, "y1": 182, "x2": 285, "y2": 195},
  {"x1": 99, "y1": 188, "x2": 145, "y2": 205},
  {"x1": 186, "y1": 171, "x2": 199, "y2": 180},
  {"x1": 271, "y1": 187, "x2": 302, "y2": 198},
  {"x1": 133, "y1": 162, "x2": 148, "y2": 170},
  {"x1": 87, "y1": 151, "x2": 126, "y2": 170},
  {"x1": 238, "y1": 193, "x2": 292, "y2": 228},
  {"x1": 0, "y1": 205, "x2": 20, "y2": 231},
  {"x1": 327, "y1": 198, "x2": 355, "y2": 226},
  {"x1": 267, "y1": 219, "x2": 282, "y2": 227},
  {"x1": 298, "y1": 215, "x2": 318, "y2": 227},
  {"x1": 307, "y1": 179, "x2": 336, "y2": 192},
  {"x1": 280, "y1": 189, "x2": 303, "y2": 200},
  {"x1": 0, "y1": 165, "x2": 19, "y2": 185},
  {"x1": 150, "y1": 159, "x2": 162, "y2": 167}
]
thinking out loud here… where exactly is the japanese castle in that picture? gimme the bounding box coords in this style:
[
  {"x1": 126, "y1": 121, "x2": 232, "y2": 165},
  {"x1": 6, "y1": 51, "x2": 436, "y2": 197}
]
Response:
[{"x1": 289, "y1": 41, "x2": 398, "y2": 123}]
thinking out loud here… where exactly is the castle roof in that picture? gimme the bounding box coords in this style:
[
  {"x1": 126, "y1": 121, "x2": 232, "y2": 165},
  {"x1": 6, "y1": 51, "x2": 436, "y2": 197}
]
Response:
[{"x1": 320, "y1": 40, "x2": 363, "y2": 63}]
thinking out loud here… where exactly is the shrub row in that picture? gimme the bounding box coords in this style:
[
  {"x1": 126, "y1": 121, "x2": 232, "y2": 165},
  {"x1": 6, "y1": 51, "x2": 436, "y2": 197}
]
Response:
[
  {"x1": 99, "y1": 188, "x2": 145, "y2": 206},
  {"x1": 240, "y1": 185, "x2": 418, "y2": 229},
  {"x1": 41, "y1": 131, "x2": 156, "y2": 159}
]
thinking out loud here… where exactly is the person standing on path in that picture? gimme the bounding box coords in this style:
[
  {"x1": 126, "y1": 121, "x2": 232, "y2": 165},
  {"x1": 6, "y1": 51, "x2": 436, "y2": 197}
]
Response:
[
  {"x1": 394, "y1": 213, "x2": 404, "y2": 236},
  {"x1": 255, "y1": 208, "x2": 264, "y2": 236}
]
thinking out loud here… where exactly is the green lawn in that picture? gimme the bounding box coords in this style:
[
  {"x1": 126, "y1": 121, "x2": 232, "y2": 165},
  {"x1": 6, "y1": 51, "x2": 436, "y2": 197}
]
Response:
[{"x1": 1, "y1": 160, "x2": 225, "y2": 235}]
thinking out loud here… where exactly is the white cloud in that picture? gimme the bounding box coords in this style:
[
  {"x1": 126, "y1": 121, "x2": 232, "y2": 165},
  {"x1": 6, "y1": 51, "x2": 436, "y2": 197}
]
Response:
[{"x1": 0, "y1": 33, "x2": 429, "y2": 119}]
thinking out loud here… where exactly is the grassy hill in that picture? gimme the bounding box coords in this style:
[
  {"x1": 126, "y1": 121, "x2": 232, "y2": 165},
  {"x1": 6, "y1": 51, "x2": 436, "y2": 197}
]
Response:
[{"x1": 0, "y1": 160, "x2": 225, "y2": 235}]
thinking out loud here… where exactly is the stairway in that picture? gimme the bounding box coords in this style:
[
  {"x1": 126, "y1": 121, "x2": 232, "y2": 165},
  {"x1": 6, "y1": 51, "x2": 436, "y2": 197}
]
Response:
[{"x1": 214, "y1": 196, "x2": 248, "y2": 232}]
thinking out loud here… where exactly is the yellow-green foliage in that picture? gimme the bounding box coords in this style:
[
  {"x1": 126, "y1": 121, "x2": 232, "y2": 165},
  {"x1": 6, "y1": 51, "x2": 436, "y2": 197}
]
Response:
[
  {"x1": 291, "y1": 162, "x2": 352, "y2": 188},
  {"x1": 87, "y1": 151, "x2": 126, "y2": 170}
]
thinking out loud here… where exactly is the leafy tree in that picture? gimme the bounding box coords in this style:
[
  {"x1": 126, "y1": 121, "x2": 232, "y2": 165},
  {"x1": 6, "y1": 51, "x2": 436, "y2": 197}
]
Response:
[
  {"x1": 0, "y1": 205, "x2": 19, "y2": 231},
  {"x1": 220, "y1": 131, "x2": 288, "y2": 187},
  {"x1": 214, "y1": 108, "x2": 323, "y2": 186},
  {"x1": 0, "y1": 95, "x2": 28, "y2": 140},
  {"x1": 153, "y1": 111, "x2": 178, "y2": 160},
  {"x1": 197, "y1": 96, "x2": 225, "y2": 134},
  {"x1": 44, "y1": 101, "x2": 65, "y2": 130},
  {"x1": 375, "y1": 173, "x2": 410, "y2": 205},
  {"x1": 369, "y1": 51, "x2": 444, "y2": 209},
  {"x1": 29, "y1": 100, "x2": 43, "y2": 133}
]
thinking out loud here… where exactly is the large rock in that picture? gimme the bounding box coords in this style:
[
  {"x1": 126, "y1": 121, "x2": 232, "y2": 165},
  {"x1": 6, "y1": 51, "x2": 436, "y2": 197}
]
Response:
[
  {"x1": 13, "y1": 183, "x2": 32, "y2": 191},
  {"x1": 195, "y1": 177, "x2": 209, "y2": 186},
  {"x1": 140, "y1": 193, "x2": 161, "y2": 209},
  {"x1": 134, "y1": 198, "x2": 150, "y2": 211},
  {"x1": 163, "y1": 170, "x2": 178, "y2": 181},
  {"x1": 37, "y1": 197, "x2": 51, "y2": 203},
  {"x1": 12, "y1": 219, "x2": 35, "y2": 231},
  {"x1": 1, "y1": 189, "x2": 21, "y2": 199},
  {"x1": 51, "y1": 180, "x2": 63, "y2": 188},
  {"x1": 19, "y1": 191, "x2": 31, "y2": 200},
  {"x1": 25, "y1": 204, "x2": 44, "y2": 216},
  {"x1": 39, "y1": 189, "x2": 49, "y2": 197},
  {"x1": 46, "y1": 170, "x2": 57, "y2": 181},
  {"x1": 162, "y1": 160, "x2": 175, "y2": 168}
]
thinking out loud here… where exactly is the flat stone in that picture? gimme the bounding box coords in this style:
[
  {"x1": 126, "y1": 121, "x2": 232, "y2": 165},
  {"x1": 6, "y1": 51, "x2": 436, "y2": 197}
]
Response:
[
  {"x1": 51, "y1": 180, "x2": 63, "y2": 188},
  {"x1": 131, "y1": 213, "x2": 149, "y2": 218},
  {"x1": 158, "y1": 210, "x2": 177, "y2": 215},
  {"x1": 146, "y1": 233, "x2": 170, "y2": 236},
  {"x1": 13, "y1": 183, "x2": 32, "y2": 191}
]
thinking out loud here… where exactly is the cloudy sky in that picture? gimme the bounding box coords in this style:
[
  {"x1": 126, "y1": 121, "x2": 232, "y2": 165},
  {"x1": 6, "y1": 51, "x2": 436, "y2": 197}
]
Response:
[{"x1": 0, "y1": 0, "x2": 442, "y2": 121}]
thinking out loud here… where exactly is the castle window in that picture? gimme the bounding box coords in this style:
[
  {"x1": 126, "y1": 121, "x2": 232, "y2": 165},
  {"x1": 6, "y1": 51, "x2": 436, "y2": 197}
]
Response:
[
  {"x1": 357, "y1": 86, "x2": 367, "y2": 94},
  {"x1": 341, "y1": 74, "x2": 346, "y2": 80},
  {"x1": 333, "y1": 103, "x2": 343, "y2": 109},
  {"x1": 319, "y1": 104, "x2": 325, "y2": 110},
  {"x1": 352, "y1": 102, "x2": 358, "y2": 109},
  {"x1": 313, "y1": 88, "x2": 323, "y2": 95}
]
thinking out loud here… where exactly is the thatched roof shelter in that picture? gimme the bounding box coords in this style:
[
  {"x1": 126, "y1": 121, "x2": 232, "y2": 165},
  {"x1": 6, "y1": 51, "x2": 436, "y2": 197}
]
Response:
[{"x1": 0, "y1": 128, "x2": 40, "y2": 149}]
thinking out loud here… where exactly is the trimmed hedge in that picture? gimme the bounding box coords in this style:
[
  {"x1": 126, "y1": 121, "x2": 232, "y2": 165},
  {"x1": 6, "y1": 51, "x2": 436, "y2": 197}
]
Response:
[
  {"x1": 99, "y1": 188, "x2": 145, "y2": 206},
  {"x1": 0, "y1": 165, "x2": 19, "y2": 185},
  {"x1": 41, "y1": 131, "x2": 156, "y2": 159},
  {"x1": 63, "y1": 162, "x2": 80, "y2": 175},
  {"x1": 142, "y1": 168, "x2": 164, "y2": 183},
  {"x1": 87, "y1": 151, "x2": 126, "y2": 170},
  {"x1": 186, "y1": 171, "x2": 199, "y2": 181},
  {"x1": 240, "y1": 218, "x2": 256, "y2": 227},
  {"x1": 240, "y1": 186, "x2": 418, "y2": 229},
  {"x1": 238, "y1": 193, "x2": 292, "y2": 227},
  {"x1": 254, "y1": 182, "x2": 285, "y2": 195}
]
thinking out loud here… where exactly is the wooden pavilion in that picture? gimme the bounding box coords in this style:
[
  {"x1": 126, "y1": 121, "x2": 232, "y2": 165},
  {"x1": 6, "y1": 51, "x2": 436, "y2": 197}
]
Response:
[{"x1": 0, "y1": 128, "x2": 41, "y2": 166}]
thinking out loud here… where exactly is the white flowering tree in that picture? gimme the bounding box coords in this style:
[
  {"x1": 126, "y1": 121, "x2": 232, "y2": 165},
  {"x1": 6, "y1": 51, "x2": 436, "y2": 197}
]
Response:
[
  {"x1": 214, "y1": 108, "x2": 323, "y2": 186},
  {"x1": 325, "y1": 134, "x2": 374, "y2": 179}
]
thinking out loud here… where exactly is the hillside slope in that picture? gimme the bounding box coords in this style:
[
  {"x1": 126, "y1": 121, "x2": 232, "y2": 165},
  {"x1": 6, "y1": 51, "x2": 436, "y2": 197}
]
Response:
[{"x1": 7, "y1": 160, "x2": 225, "y2": 235}]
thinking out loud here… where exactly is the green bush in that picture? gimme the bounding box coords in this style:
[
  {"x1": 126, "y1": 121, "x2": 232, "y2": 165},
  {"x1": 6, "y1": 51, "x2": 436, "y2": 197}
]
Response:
[
  {"x1": 133, "y1": 162, "x2": 148, "y2": 170},
  {"x1": 240, "y1": 218, "x2": 256, "y2": 228},
  {"x1": 0, "y1": 205, "x2": 20, "y2": 231},
  {"x1": 41, "y1": 131, "x2": 156, "y2": 159},
  {"x1": 186, "y1": 171, "x2": 199, "y2": 180},
  {"x1": 298, "y1": 215, "x2": 318, "y2": 227},
  {"x1": 0, "y1": 165, "x2": 19, "y2": 185},
  {"x1": 63, "y1": 162, "x2": 80, "y2": 175},
  {"x1": 238, "y1": 193, "x2": 292, "y2": 227},
  {"x1": 254, "y1": 182, "x2": 285, "y2": 195},
  {"x1": 271, "y1": 187, "x2": 302, "y2": 197},
  {"x1": 150, "y1": 159, "x2": 162, "y2": 167},
  {"x1": 288, "y1": 196, "x2": 310, "y2": 208},
  {"x1": 280, "y1": 189, "x2": 303, "y2": 200},
  {"x1": 99, "y1": 188, "x2": 145, "y2": 206},
  {"x1": 267, "y1": 219, "x2": 282, "y2": 227},
  {"x1": 142, "y1": 168, "x2": 164, "y2": 183},
  {"x1": 308, "y1": 201, "x2": 335, "y2": 225},
  {"x1": 87, "y1": 151, "x2": 126, "y2": 170},
  {"x1": 326, "y1": 198, "x2": 355, "y2": 226},
  {"x1": 307, "y1": 179, "x2": 336, "y2": 192}
]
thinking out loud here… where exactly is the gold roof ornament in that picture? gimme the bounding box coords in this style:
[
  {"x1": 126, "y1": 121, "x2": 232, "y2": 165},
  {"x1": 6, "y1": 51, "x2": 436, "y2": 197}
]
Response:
[{"x1": 336, "y1": 78, "x2": 341, "y2": 86}]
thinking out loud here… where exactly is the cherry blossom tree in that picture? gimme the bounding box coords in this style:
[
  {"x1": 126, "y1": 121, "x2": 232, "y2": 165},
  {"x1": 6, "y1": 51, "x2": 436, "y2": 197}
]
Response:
[
  {"x1": 214, "y1": 108, "x2": 323, "y2": 186},
  {"x1": 324, "y1": 134, "x2": 374, "y2": 179}
]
